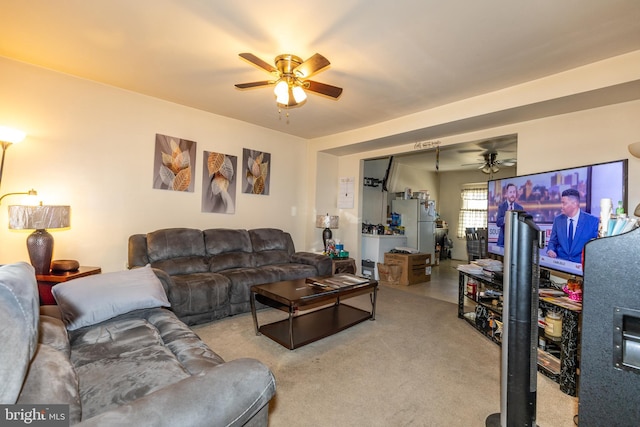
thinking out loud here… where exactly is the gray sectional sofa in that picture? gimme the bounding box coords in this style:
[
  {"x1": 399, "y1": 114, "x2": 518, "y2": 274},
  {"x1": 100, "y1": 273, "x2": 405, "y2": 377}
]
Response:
[
  {"x1": 0, "y1": 262, "x2": 276, "y2": 426},
  {"x1": 128, "y1": 227, "x2": 332, "y2": 325}
]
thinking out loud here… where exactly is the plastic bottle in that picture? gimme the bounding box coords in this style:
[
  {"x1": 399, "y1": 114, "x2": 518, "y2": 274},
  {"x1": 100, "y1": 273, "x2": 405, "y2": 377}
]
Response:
[
  {"x1": 599, "y1": 198, "x2": 612, "y2": 237},
  {"x1": 616, "y1": 200, "x2": 625, "y2": 216}
]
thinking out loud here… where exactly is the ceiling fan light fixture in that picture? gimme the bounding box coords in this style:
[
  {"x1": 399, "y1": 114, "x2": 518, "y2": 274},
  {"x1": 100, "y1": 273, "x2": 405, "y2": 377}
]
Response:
[
  {"x1": 275, "y1": 81, "x2": 307, "y2": 108},
  {"x1": 292, "y1": 85, "x2": 307, "y2": 103},
  {"x1": 481, "y1": 165, "x2": 491, "y2": 174},
  {"x1": 274, "y1": 80, "x2": 288, "y2": 99},
  {"x1": 236, "y1": 52, "x2": 342, "y2": 110},
  {"x1": 491, "y1": 164, "x2": 500, "y2": 173},
  {"x1": 275, "y1": 94, "x2": 288, "y2": 106}
]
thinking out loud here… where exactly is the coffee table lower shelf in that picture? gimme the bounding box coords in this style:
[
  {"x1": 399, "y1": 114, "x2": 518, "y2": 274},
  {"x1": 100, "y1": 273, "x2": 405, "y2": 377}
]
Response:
[{"x1": 258, "y1": 304, "x2": 372, "y2": 350}]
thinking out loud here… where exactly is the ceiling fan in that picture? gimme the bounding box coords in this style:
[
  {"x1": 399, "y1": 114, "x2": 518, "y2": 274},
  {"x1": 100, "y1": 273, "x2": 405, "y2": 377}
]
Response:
[
  {"x1": 234, "y1": 53, "x2": 343, "y2": 108},
  {"x1": 463, "y1": 152, "x2": 517, "y2": 174}
]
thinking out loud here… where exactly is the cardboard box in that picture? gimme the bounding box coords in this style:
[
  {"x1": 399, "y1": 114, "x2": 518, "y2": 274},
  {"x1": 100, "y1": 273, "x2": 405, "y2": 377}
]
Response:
[
  {"x1": 383, "y1": 252, "x2": 431, "y2": 285},
  {"x1": 377, "y1": 262, "x2": 403, "y2": 285}
]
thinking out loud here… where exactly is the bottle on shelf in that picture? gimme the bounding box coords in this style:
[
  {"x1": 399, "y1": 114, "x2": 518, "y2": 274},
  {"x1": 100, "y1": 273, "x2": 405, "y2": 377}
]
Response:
[
  {"x1": 544, "y1": 310, "x2": 563, "y2": 340},
  {"x1": 466, "y1": 278, "x2": 478, "y2": 299}
]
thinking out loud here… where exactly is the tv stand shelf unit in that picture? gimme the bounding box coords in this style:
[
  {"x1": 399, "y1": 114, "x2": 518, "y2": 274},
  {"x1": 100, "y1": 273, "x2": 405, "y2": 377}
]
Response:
[{"x1": 457, "y1": 269, "x2": 581, "y2": 396}]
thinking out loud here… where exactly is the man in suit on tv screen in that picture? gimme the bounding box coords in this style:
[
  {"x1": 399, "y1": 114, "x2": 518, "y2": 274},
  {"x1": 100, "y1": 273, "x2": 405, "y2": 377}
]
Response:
[
  {"x1": 496, "y1": 182, "x2": 524, "y2": 247},
  {"x1": 546, "y1": 188, "x2": 599, "y2": 263}
]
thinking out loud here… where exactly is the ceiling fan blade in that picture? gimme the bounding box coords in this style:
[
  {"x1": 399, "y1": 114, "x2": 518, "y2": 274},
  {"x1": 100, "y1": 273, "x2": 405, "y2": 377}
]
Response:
[
  {"x1": 294, "y1": 53, "x2": 330, "y2": 78},
  {"x1": 304, "y1": 80, "x2": 343, "y2": 99},
  {"x1": 238, "y1": 53, "x2": 278, "y2": 74},
  {"x1": 234, "y1": 80, "x2": 275, "y2": 89}
]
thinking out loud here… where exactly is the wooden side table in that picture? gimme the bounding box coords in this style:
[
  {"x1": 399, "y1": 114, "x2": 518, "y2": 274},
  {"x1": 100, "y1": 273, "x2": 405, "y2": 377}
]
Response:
[
  {"x1": 36, "y1": 266, "x2": 102, "y2": 305},
  {"x1": 332, "y1": 258, "x2": 357, "y2": 275}
]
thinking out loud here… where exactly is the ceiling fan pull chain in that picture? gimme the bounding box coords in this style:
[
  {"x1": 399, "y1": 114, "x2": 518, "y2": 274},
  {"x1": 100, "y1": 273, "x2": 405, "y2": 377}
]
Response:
[{"x1": 277, "y1": 107, "x2": 291, "y2": 124}]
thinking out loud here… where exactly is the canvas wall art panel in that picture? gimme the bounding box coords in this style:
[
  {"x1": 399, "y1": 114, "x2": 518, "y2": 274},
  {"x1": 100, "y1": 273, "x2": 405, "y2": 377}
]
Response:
[
  {"x1": 202, "y1": 151, "x2": 237, "y2": 214},
  {"x1": 152, "y1": 133, "x2": 196, "y2": 192},
  {"x1": 242, "y1": 148, "x2": 270, "y2": 195}
]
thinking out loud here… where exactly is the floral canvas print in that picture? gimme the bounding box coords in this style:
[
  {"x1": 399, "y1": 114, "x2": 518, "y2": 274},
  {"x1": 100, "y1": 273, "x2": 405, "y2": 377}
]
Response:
[
  {"x1": 152, "y1": 133, "x2": 196, "y2": 192},
  {"x1": 242, "y1": 148, "x2": 270, "y2": 195},
  {"x1": 202, "y1": 151, "x2": 237, "y2": 214}
]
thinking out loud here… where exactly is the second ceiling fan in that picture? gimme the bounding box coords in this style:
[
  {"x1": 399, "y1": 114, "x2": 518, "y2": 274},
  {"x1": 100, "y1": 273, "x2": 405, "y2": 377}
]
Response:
[
  {"x1": 234, "y1": 53, "x2": 343, "y2": 108},
  {"x1": 464, "y1": 152, "x2": 517, "y2": 174}
]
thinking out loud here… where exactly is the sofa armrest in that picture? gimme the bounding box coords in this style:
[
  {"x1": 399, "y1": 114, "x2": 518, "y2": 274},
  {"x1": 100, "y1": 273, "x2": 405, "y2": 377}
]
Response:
[
  {"x1": 77, "y1": 358, "x2": 276, "y2": 427},
  {"x1": 291, "y1": 252, "x2": 333, "y2": 276},
  {"x1": 151, "y1": 268, "x2": 174, "y2": 301},
  {"x1": 128, "y1": 234, "x2": 150, "y2": 267}
]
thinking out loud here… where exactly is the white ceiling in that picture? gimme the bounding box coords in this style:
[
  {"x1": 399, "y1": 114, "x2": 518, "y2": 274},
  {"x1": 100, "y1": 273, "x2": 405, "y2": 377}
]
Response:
[{"x1": 1, "y1": 1, "x2": 640, "y2": 170}]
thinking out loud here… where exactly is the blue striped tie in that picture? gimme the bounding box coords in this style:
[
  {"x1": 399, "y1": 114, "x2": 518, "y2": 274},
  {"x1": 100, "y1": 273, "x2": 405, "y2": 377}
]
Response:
[{"x1": 568, "y1": 219, "x2": 574, "y2": 247}]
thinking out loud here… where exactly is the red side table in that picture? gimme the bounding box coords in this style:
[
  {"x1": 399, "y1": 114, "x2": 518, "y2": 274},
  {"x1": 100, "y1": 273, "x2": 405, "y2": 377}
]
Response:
[{"x1": 36, "y1": 266, "x2": 102, "y2": 305}]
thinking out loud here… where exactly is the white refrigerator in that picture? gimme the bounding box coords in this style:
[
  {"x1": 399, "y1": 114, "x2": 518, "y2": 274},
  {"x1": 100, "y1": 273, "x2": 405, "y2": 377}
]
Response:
[{"x1": 391, "y1": 199, "x2": 437, "y2": 258}]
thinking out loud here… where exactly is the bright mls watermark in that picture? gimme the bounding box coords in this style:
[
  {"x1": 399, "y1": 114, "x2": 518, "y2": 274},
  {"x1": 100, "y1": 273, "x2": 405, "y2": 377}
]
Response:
[{"x1": 0, "y1": 405, "x2": 69, "y2": 426}]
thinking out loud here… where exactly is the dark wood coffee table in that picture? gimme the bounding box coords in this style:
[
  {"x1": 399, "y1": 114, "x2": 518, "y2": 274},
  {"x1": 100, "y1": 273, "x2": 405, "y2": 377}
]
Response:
[{"x1": 250, "y1": 275, "x2": 378, "y2": 350}]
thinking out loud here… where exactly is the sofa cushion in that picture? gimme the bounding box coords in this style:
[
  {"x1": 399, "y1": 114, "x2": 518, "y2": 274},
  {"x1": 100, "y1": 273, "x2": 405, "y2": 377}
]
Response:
[
  {"x1": 204, "y1": 229, "x2": 255, "y2": 272},
  {"x1": 145, "y1": 309, "x2": 225, "y2": 374},
  {"x1": 16, "y1": 343, "x2": 82, "y2": 424},
  {"x1": 150, "y1": 256, "x2": 211, "y2": 276},
  {"x1": 249, "y1": 228, "x2": 294, "y2": 267},
  {"x1": 39, "y1": 314, "x2": 70, "y2": 357},
  {"x1": 261, "y1": 263, "x2": 319, "y2": 281},
  {"x1": 52, "y1": 265, "x2": 170, "y2": 331},
  {"x1": 146, "y1": 228, "x2": 206, "y2": 263},
  {"x1": 0, "y1": 262, "x2": 39, "y2": 404},
  {"x1": 69, "y1": 308, "x2": 224, "y2": 421},
  {"x1": 169, "y1": 272, "x2": 230, "y2": 318},
  {"x1": 204, "y1": 229, "x2": 253, "y2": 255},
  {"x1": 220, "y1": 267, "x2": 280, "y2": 305}
]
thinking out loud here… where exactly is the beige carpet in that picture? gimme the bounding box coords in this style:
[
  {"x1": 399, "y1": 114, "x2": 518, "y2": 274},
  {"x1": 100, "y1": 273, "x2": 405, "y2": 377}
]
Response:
[{"x1": 193, "y1": 286, "x2": 578, "y2": 426}]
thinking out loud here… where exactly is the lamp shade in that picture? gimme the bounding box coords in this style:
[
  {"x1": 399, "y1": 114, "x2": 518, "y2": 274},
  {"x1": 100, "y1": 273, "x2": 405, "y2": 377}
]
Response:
[
  {"x1": 0, "y1": 126, "x2": 26, "y2": 144},
  {"x1": 8, "y1": 205, "x2": 70, "y2": 275},
  {"x1": 316, "y1": 214, "x2": 339, "y2": 252},
  {"x1": 9, "y1": 205, "x2": 70, "y2": 230},
  {"x1": 315, "y1": 214, "x2": 339, "y2": 229},
  {"x1": 629, "y1": 141, "x2": 640, "y2": 158}
]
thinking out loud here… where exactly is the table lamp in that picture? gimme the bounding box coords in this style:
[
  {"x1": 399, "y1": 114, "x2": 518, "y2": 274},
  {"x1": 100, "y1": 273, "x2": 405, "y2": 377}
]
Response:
[
  {"x1": 9, "y1": 204, "x2": 71, "y2": 274},
  {"x1": 316, "y1": 213, "x2": 339, "y2": 251}
]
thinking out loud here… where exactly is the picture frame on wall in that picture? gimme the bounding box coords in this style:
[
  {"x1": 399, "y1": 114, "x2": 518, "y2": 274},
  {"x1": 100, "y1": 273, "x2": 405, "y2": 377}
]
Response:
[
  {"x1": 202, "y1": 151, "x2": 237, "y2": 214},
  {"x1": 152, "y1": 133, "x2": 197, "y2": 192},
  {"x1": 242, "y1": 148, "x2": 271, "y2": 195}
]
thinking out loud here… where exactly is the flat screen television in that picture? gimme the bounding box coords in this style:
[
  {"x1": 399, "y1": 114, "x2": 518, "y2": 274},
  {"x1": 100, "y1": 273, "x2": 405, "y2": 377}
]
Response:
[{"x1": 487, "y1": 159, "x2": 628, "y2": 276}]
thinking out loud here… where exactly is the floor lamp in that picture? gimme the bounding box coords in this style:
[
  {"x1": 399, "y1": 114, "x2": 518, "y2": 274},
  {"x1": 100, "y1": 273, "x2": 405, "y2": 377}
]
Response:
[
  {"x1": 0, "y1": 125, "x2": 37, "y2": 204},
  {"x1": 0, "y1": 126, "x2": 26, "y2": 188}
]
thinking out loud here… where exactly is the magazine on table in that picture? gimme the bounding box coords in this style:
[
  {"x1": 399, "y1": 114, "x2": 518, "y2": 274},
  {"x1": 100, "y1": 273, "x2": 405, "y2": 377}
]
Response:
[{"x1": 306, "y1": 273, "x2": 369, "y2": 290}]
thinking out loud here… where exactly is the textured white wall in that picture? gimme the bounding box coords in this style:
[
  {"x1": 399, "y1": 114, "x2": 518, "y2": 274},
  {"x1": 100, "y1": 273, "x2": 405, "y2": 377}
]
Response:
[{"x1": 0, "y1": 57, "x2": 310, "y2": 272}]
